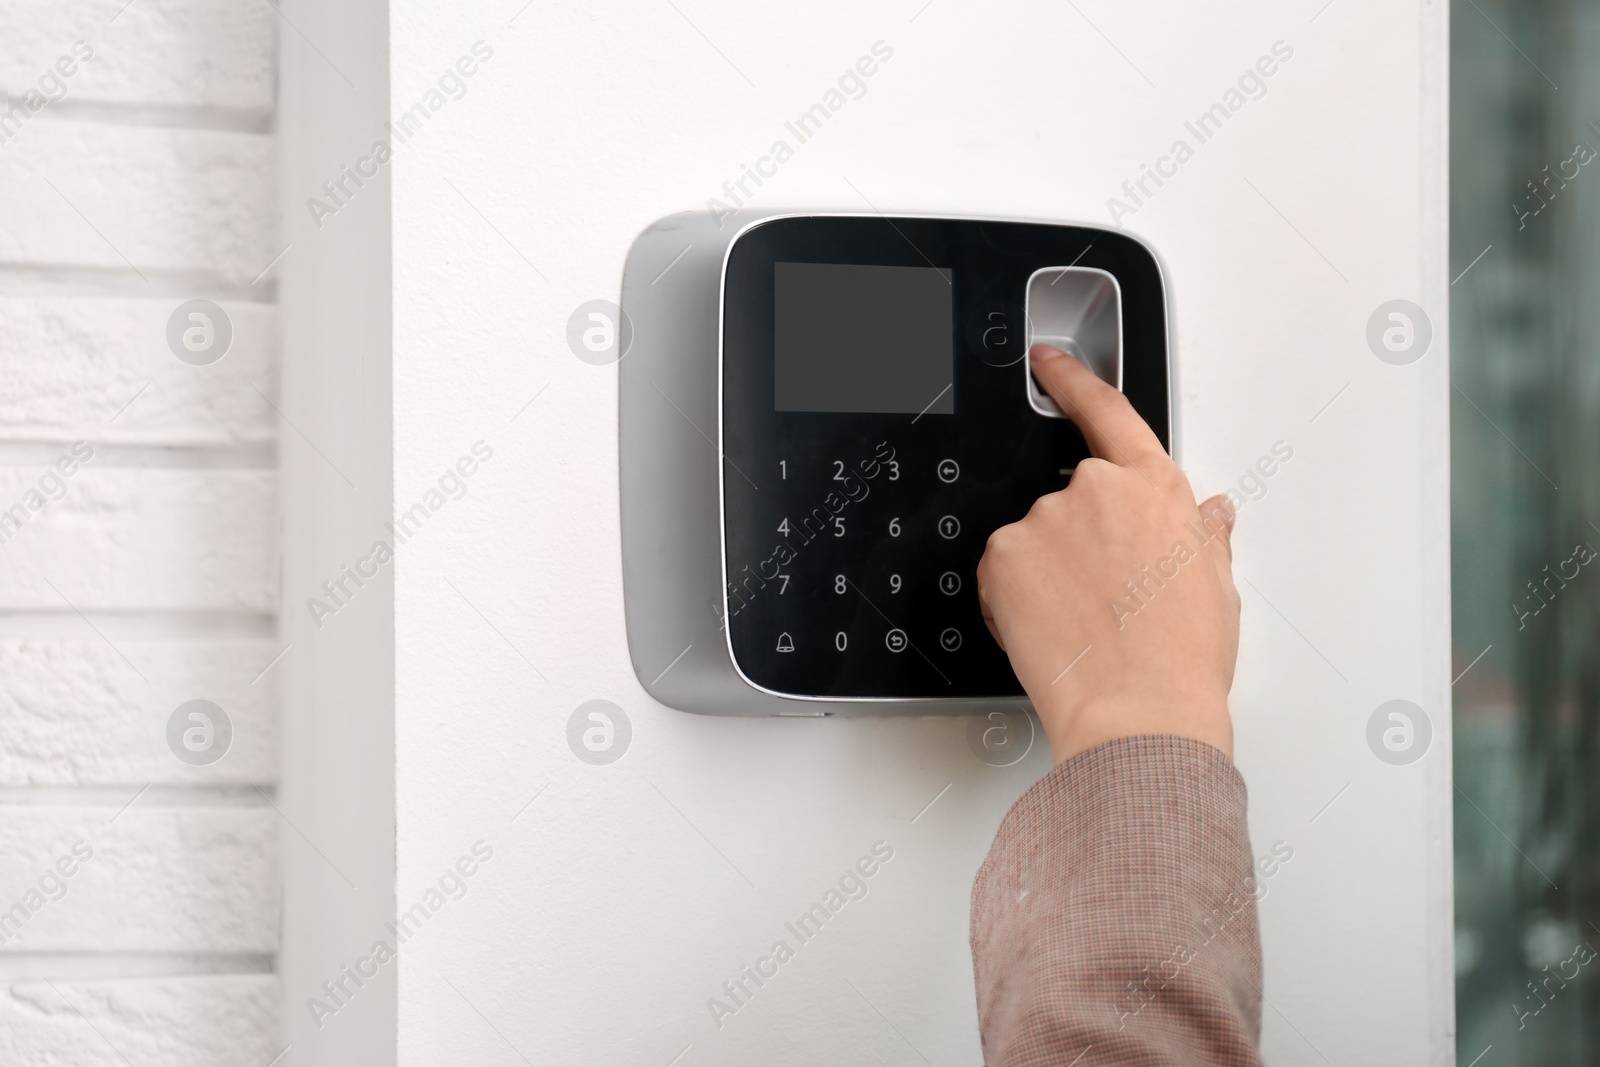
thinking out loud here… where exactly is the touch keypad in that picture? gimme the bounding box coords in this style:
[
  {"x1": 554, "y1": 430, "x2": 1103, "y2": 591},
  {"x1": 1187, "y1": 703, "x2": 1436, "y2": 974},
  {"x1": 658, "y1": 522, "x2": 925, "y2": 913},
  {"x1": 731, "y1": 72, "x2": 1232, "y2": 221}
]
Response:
[{"x1": 720, "y1": 216, "x2": 1169, "y2": 700}]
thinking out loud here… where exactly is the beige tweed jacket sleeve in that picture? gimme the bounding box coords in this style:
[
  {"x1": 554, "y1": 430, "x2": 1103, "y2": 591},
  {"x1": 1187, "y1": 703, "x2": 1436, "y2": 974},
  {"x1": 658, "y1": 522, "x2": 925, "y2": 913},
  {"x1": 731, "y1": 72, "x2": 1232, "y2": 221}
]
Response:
[{"x1": 970, "y1": 735, "x2": 1264, "y2": 1067}]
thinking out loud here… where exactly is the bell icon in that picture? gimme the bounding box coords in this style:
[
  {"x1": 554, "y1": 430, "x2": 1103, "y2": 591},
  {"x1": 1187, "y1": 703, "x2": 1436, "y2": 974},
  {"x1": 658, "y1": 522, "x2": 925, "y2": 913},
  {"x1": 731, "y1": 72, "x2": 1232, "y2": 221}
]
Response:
[{"x1": 776, "y1": 632, "x2": 795, "y2": 653}]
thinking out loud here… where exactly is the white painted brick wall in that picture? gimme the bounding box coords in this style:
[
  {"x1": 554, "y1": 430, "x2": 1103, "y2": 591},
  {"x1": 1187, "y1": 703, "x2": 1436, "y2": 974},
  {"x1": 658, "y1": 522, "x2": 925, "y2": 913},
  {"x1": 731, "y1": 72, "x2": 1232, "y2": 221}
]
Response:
[
  {"x1": 0, "y1": 124, "x2": 274, "y2": 280},
  {"x1": 0, "y1": 468, "x2": 277, "y2": 611},
  {"x1": 0, "y1": 0, "x2": 274, "y2": 111},
  {"x1": 1, "y1": 977, "x2": 279, "y2": 1067},
  {"x1": 0, "y1": 297, "x2": 277, "y2": 445},
  {"x1": 0, "y1": 640, "x2": 278, "y2": 786},
  {"x1": 0, "y1": 807, "x2": 278, "y2": 951},
  {"x1": 1, "y1": 5, "x2": 281, "y2": 1061}
]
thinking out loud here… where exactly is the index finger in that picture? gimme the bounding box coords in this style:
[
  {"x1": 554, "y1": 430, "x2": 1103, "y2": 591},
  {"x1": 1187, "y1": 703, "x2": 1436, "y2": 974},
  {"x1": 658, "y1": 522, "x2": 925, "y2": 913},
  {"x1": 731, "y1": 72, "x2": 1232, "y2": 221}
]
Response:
[{"x1": 1029, "y1": 344, "x2": 1170, "y2": 473}]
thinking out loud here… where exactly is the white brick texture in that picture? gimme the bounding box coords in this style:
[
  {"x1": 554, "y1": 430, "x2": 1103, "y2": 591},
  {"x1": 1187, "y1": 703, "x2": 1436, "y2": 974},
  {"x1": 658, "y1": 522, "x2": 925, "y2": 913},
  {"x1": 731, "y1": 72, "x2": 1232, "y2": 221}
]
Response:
[
  {"x1": 0, "y1": 124, "x2": 274, "y2": 281},
  {"x1": 0, "y1": 807, "x2": 278, "y2": 953},
  {"x1": 0, "y1": 640, "x2": 279, "y2": 786},
  {"x1": 0, "y1": 296, "x2": 278, "y2": 445},
  {"x1": 0, "y1": 468, "x2": 277, "y2": 612},
  {"x1": 0, "y1": 977, "x2": 279, "y2": 1066},
  {"x1": 0, "y1": 0, "x2": 275, "y2": 110},
  {"x1": 0, "y1": 2, "x2": 283, "y2": 1062}
]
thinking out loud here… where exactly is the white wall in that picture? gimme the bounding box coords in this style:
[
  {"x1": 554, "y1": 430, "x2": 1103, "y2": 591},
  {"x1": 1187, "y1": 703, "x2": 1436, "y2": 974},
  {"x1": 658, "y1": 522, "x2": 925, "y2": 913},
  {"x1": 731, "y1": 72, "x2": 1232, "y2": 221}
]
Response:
[
  {"x1": 294, "y1": 0, "x2": 1452, "y2": 1063},
  {"x1": 0, "y1": 1, "x2": 281, "y2": 1063}
]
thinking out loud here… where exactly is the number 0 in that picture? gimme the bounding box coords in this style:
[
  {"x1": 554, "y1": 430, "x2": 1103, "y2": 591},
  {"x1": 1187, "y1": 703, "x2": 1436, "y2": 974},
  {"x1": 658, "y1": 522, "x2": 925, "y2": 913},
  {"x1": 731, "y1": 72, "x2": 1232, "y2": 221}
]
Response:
[{"x1": 835, "y1": 631, "x2": 848, "y2": 651}]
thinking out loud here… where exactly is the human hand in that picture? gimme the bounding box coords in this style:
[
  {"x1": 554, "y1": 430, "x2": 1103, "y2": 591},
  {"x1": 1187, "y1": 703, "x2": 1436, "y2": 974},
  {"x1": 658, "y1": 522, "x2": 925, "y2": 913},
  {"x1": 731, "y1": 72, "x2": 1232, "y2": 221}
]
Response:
[{"x1": 976, "y1": 345, "x2": 1241, "y2": 764}]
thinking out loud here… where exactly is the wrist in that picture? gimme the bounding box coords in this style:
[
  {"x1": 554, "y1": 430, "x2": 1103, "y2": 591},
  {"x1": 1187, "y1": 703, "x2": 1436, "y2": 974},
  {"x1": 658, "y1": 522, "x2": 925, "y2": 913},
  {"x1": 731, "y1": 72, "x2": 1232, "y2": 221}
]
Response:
[{"x1": 1033, "y1": 692, "x2": 1234, "y2": 765}]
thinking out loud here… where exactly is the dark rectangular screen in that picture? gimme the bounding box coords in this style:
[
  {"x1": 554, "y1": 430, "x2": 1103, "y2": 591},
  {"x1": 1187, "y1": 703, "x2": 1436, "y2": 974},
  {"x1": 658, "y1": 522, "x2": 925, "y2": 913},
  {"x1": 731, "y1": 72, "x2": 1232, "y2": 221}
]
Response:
[{"x1": 773, "y1": 261, "x2": 954, "y2": 414}]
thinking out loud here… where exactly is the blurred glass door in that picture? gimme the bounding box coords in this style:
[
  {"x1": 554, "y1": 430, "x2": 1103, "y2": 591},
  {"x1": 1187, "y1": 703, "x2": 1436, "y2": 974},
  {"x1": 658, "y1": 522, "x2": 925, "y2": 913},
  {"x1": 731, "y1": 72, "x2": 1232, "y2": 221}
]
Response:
[{"x1": 1454, "y1": 1, "x2": 1600, "y2": 1062}]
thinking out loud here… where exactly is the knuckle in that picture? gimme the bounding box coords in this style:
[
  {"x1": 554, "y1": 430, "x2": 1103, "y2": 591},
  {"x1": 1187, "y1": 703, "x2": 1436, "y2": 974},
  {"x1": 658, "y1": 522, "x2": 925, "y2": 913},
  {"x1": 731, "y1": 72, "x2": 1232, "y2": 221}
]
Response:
[
  {"x1": 1158, "y1": 464, "x2": 1192, "y2": 497},
  {"x1": 1033, "y1": 487, "x2": 1073, "y2": 518},
  {"x1": 1070, "y1": 457, "x2": 1115, "y2": 485},
  {"x1": 982, "y1": 522, "x2": 1018, "y2": 560}
]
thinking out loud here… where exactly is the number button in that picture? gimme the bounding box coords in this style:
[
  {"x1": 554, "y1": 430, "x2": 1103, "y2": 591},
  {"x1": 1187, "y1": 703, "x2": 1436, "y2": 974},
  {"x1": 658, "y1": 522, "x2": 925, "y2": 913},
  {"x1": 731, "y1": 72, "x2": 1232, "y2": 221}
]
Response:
[
  {"x1": 885, "y1": 628, "x2": 909, "y2": 653},
  {"x1": 938, "y1": 515, "x2": 961, "y2": 540},
  {"x1": 937, "y1": 458, "x2": 959, "y2": 483},
  {"x1": 939, "y1": 627, "x2": 962, "y2": 652},
  {"x1": 938, "y1": 571, "x2": 961, "y2": 596}
]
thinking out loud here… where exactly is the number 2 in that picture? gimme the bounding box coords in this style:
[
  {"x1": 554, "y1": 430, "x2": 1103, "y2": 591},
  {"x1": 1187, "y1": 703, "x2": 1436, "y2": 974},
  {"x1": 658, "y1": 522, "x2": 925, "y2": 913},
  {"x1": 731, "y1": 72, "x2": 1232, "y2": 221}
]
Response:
[{"x1": 832, "y1": 460, "x2": 846, "y2": 481}]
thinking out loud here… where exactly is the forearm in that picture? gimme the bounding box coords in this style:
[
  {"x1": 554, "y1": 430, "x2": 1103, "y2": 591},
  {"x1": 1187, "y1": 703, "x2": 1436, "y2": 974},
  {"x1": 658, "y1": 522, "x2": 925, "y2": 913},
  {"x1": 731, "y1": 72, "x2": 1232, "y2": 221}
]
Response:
[{"x1": 970, "y1": 735, "x2": 1264, "y2": 1066}]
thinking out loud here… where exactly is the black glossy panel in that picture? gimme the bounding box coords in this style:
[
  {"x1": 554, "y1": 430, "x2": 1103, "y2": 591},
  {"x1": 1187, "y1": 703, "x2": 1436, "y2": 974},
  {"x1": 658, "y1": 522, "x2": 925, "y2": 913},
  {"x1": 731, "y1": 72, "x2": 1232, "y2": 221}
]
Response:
[{"x1": 721, "y1": 216, "x2": 1168, "y2": 699}]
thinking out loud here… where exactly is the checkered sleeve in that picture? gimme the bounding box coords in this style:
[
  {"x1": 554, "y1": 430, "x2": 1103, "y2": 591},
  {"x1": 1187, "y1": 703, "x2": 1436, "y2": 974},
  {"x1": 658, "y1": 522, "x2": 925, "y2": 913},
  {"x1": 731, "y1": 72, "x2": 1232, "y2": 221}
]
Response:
[{"x1": 970, "y1": 735, "x2": 1263, "y2": 1067}]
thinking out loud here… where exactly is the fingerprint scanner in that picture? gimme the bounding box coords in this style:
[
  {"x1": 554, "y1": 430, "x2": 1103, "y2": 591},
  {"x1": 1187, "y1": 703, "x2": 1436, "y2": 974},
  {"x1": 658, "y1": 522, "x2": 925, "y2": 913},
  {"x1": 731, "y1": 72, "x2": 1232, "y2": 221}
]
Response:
[{"x1": 1024, "y1": 266, "x2": 1123, "y2": 417}]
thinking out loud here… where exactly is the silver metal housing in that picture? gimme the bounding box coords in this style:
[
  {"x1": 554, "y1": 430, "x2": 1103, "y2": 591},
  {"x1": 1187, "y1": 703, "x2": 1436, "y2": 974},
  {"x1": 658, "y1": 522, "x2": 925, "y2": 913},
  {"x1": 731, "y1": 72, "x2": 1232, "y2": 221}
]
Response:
[{"x1": 618, "y1": 210, "x2": 1172, "y2": 716}]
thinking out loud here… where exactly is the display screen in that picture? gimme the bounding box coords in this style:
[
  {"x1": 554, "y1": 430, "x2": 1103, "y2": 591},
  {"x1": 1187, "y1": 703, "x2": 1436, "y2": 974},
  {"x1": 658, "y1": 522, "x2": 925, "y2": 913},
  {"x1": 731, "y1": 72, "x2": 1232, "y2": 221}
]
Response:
[{"x1": 773, "y1": 261, "x2": 954, "y2": 415}]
